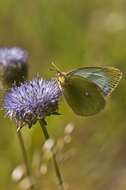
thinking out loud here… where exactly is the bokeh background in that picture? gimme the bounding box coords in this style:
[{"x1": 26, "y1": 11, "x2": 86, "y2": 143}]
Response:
[{"x1": 0, "y1": 0, "x2": 126, "y2": 190}]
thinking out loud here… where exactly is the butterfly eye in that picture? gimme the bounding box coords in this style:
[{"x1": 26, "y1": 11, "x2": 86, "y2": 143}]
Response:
[{"x1": 57, "y1": 72, "x2": 61, "y2": 77}]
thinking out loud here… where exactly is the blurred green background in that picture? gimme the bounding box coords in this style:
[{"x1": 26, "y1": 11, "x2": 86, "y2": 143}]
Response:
[{"x1": 0, "y1": 0, "x2": 126, "y2": 190}]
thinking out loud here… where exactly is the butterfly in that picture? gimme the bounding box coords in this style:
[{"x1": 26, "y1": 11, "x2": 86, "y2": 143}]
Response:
[{"x1": 51, "y1": 62, "x2": 122, "y2": 116}]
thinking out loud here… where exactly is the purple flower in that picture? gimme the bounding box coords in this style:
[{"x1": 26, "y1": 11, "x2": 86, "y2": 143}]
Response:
[
  {"x1": 4, "y1": 77, "x2": 62, "y2": 127},
  {"x1": 0, "y1": 47, "x2": 28, "y2": 86}
]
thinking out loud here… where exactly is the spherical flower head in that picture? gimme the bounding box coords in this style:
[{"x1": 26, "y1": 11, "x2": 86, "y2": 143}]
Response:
[
  {"x1": 0, "y1": 47, "x2": 28, "y2": 87},
  {"x1": 4, "y1": 77, "x2": 62, "y2": 128}
]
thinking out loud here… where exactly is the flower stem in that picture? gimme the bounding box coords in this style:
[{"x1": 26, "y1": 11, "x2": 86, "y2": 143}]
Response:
[
  {"x1": 16, "y1": 125, "x2": 35, "y2": 190},
  {"x1": 39, "y1": 119, "x2": 65, "y2": 190}
]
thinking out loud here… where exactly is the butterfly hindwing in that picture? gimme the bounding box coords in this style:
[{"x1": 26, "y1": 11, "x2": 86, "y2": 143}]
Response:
[
  {"x1": 62, "y1": 75, "x2": 106, "y2": 116},
  {"x1": 68, "y1": 67, "x2": 122, "y2": 96}
]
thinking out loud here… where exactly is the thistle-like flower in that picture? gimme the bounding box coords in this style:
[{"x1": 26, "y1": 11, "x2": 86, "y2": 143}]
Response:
[
  {"x1": 0, "y1": 47, "x2": 28, "y2": 86},
  {"x1": 4, "y1": 77, "x2": 62, "y2": 128}
]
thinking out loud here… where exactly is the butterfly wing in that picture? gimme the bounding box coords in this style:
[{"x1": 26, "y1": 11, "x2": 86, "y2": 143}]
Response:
[
  {"x1": 68, "y1": 67, "x2": 122, "y2": 96},
  {"x1": 62, "y1": 75, "x2": 106, "y2": 116}
]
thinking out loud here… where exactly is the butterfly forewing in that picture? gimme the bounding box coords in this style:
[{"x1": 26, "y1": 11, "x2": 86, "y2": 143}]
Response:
[
  {"x1": 68, "y1": 67, "x2": 122, "y2": 96},
  {"x1": 62, "y1": 75, "x2": 106, "y2": 116}
]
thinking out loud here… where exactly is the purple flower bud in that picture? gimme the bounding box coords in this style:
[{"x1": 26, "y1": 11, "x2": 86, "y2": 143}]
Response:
[
  {"x1": 0, "y1": 47, "x2": 28, "y2": 86},
  {"x1": 4, "y1": 77, "x2": 62, "y2": 128}
]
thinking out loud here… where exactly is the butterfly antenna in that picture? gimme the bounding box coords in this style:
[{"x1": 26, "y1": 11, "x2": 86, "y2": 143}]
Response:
[{"x1": 51, "y1": 62, "x2": 62, "y2": 74}]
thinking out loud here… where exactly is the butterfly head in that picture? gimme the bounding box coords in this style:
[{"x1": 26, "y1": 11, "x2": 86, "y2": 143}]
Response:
[{"x1": 51, "y1": 62, "x2": 66, "y2": 86}]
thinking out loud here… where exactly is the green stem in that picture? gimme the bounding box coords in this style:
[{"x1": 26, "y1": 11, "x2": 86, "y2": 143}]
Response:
[
  {"x1": 16, "y1": 125, "x2": 35, "y2": 190},
  {"x1": 39, "y1": 119, "x2": 65, "y2": 190}
]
